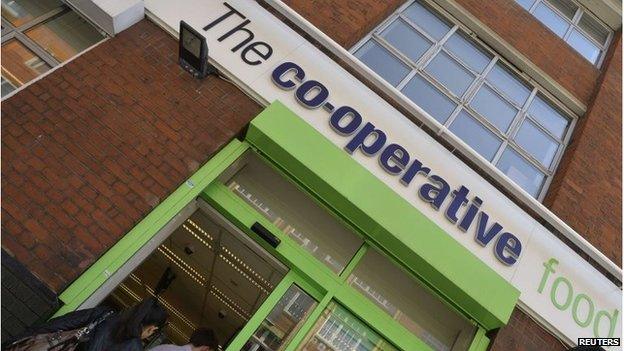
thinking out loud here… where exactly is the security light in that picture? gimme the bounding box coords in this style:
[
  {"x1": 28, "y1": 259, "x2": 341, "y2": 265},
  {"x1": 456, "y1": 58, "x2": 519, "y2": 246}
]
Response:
[{"x1": 179, "y1": 20, "x2": 215, "y2": 79}]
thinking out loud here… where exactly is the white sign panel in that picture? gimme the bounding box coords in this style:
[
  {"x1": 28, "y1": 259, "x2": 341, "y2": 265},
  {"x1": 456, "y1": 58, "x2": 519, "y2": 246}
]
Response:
[{"x1": 146, "y1": 0, "x2": 622, "y2": 346}]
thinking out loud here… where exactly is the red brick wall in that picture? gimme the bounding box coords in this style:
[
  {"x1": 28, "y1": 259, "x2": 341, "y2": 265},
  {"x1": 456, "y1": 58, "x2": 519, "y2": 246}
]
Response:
[
  {"x1": 489, "y1": 308, "x2": 565, "y2": 351},
  {"x1": 544, "y1": 33, "x2": 622, "y2": 265},
  {"x1": 1, "y1": 19, "x2": 261, "y2": 292},
  {"x1": 284, "y1": 0, "x2": 403, "y2": 48}
]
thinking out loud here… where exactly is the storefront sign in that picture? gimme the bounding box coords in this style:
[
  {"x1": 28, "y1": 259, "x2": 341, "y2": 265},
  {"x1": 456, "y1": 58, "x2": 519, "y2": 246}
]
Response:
[
  {"x1": 145, "y1": 0, "x2": 622, "y2": 345},
  {"x1": 271, "y1": 61, "x2": 523, "y2": 267}
]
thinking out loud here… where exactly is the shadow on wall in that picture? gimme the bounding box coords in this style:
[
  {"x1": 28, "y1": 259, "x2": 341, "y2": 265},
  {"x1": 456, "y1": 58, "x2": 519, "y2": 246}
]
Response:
[{"x1": 1, "y1": 249, "x2": 59, "y2": 344}]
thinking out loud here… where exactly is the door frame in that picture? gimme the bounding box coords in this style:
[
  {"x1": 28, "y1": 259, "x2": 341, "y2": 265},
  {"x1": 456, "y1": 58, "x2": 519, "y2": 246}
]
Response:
[
  {"x1": 201, "y1": 155, "x2": 459, "y2": 351},
  {"x1": 53, "y1": 102, "x2": 507, "y2": 351}
]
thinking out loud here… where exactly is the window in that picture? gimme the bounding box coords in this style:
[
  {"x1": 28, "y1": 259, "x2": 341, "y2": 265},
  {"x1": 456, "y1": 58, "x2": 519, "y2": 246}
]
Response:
[
  {"x1": 222, "y1": 151, "x2": 364, "y2": 274},
  {"x1": 352, "y1": 0, "x2": 575, "y2": 199},
  {"x1": 243, "y1": 284, "x2": 316, "y2": 350},
  {"x1": 348, "y1": 249, "x2": 475, "y2": 351},
  {"x1": 516, "y1": 0, "x2": 612, "y2": 65},
  {"x1": 1, "y1": 0, "x2": 105, "y2": 97},
  {"x1": 299, "y1": 302, "x2": 398, "y2": 351}
]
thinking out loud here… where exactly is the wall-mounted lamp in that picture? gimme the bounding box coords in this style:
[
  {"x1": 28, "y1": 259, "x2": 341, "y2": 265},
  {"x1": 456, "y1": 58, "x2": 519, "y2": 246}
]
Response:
[{"x1": 179, "y1": 21, "x2": 216, "y2": 79}]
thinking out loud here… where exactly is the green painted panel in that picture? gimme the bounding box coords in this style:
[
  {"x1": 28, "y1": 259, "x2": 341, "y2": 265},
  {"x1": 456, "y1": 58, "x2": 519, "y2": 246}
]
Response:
[
  {"x1": 467, "y1": 328, "x2": 490, "y2": 351},
  {"x1": 245, "y1": 101, "x2": 519, "y2": 329},
  {"x1": 55, "y1": 140, "x2": 249, "y2": 316}
]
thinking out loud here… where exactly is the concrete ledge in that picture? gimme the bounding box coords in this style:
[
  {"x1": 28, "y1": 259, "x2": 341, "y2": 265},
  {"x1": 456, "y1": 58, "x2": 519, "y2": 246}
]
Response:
[{"x1": 67, "y1": 0, "x2": 144, "y2": 36}]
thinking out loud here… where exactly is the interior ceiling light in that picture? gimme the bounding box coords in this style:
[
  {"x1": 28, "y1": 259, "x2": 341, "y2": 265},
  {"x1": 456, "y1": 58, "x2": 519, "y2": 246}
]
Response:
[
  {"x1": 221, "y1": 245, "x2": 274, "y2": 289},
  {"x1": 182, "y1": 224, "x2": 213, "y2": 250},
  {"x1": 210, "y1": 289, "x2": 249, "y2": 321},
  {"x1": 128, "y1": 274, "x2": 197, "y2": 330},
  {"x1": 211, "y1": 284, "x2": 251, "y2": 318},
  {"x1": 219, "y1": 253, "x2": 268, "y2": 294},
  {"x1": 186, "y1": 218, "x2": 214, "y2": 241},
  {"x1": 158, "y1": 245, "x2": 206, "y2": 286}
]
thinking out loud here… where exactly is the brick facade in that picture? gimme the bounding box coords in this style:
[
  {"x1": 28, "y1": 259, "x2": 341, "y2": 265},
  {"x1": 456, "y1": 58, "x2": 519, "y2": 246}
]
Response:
[
  {"x1": 1, "y1": 19, "x2": 261, "y2": 293},
  {"x1": 489, "y1": 308, "x2": 565, "y2": 351},
  {"x1": 544, "y1": 33, "x2": 623, "y2": 265},
  {"x1": 0, "y1": 0, "x2": 620, "y2": 350},
  {"x1": 284, "y1": 0, "x2": 403, "y2": 48}
]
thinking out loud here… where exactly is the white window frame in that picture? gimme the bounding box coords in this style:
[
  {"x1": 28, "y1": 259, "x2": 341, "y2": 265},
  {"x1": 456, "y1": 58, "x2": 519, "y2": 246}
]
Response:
[
  {"x1": 521, "y1": 0, "x2": 614, "y2": 67},
  {"x1": 350, "y1": 0, "x2": 578, "y2": 201}
]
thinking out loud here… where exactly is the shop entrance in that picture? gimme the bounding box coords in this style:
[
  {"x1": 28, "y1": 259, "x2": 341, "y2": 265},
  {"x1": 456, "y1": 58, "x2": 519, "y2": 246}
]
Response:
[
  {"x1": 94, "y1": 200, "x2": 317, "y2": 349},
  {"x1": 62, "y1": 131, "x2": 497, "y2": 351}
]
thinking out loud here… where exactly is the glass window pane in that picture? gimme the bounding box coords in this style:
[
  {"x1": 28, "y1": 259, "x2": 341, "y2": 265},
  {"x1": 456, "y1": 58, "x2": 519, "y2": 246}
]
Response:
[
  {"x1": 1, "y1": 39, "x2": 51, "y2": 88},
  {"x1": 224, "y1": 152, "x2": 364, "y2": 274},
  {"x1": 1, "y1": 0, "x2": 62, "y2": 26},
  {"x1": 579, "y1": 13, "x2": 609, "y2": 45},
  {"x1": 516, "y1": 0, "x2": 537, "y2": 10},
  {"x1": 450, "y1": 110, "x2": 503, "y2": 161},
  {"x1": 444, "y1": 32, "x2": 492, "y2": 73},
  {"x1": 425, "y1": 51, "x2": 475, "y2": 97},
  {"x1": 533, "y1": 2, "x2": 570, "y2": 37},
  {"x1": 470, "y1": 85, "x2": 518, "y2": 132},
  {"x1": 545, "y1": 0, "x2": 578, "y2": 19},
  {"x1": 527, "y1": 95, "x2": 569, "y2": 139},
  {"x1": 299, "y1": 302, "x2": 398, "y2": 351},
  {"x1": 355, "y1": 40, "x2": 410, "y2": 87},
  {"x1": 403, "y1": 0, "x2": 451, "y2": 40},
  {"x1": 348, "y1": 250, "x2": 476, "y2": 351},
  {"x1": 496, "y1": 147, "x2": 546, "y2": 197},
  {"x1": 243, "y1": 285, "x2": 316, "y2": 351},
  {"x1": 25, "y1": 10, "x2": 105, "y2": 62},
  {"x1": 486, "y1": 63, "x2": 531, "y2": 106},
  {"x1": 1, "y1": 75, "x2": 17, "y2": 96},
  {"x1": 514, "y1": 119, "x2": 560, "y2": 167},
  {"x1": 381, "y1": 19, "x2": 432, "y2": 63},
  {"x1": 402, "y1": 74, "x2": 457, "y2": 124},
  {"x1": 566, "y1": 29, "x2": 601, "y2": 64}
]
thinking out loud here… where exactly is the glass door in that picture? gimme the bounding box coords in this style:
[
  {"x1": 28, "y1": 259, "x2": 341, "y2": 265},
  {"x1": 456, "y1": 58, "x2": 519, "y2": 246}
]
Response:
[
  {"x1": 201, "y1": 147, "x2": 486, "y2": 351},
  {"x1": 243, "y1": 284, "x2": 317, "y2": 351}
]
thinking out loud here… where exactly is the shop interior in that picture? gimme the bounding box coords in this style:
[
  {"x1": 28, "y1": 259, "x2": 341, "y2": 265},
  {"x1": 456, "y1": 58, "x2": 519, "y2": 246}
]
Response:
[{"x1": 101, "y1": 205, "x2": 289, "y2": 348}]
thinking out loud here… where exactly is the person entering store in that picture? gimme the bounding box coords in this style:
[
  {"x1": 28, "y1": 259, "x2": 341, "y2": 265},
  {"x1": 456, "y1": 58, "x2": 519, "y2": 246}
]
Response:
[{"x1": 149, "y1": 328, "x2": 219, "y2": 351}]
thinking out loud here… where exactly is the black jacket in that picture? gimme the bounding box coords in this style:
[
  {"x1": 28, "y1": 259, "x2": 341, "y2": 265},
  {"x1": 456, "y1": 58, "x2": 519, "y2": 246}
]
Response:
[
  {"x1": 3, "y1": 306, "x2": 142, "y2": 351},
  {"x1": 81, "y1": 316, "x2": 143, "y2": 351}
]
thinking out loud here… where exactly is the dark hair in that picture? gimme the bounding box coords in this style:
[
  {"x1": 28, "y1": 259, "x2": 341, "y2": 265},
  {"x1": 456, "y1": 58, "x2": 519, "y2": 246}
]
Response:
[
  {"x1": 189, "y1": 328, "x2": 219, "y2": 349},
  {"x1": 112, "y1": 297, "x2": 168, "y2": 343}
]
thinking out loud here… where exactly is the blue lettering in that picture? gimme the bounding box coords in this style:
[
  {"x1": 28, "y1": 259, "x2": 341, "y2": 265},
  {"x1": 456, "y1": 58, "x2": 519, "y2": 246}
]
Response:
[
  {"x1": 400, "y1": 159, "x2": 430, "y2": 186},
  {"x1": 330, "y1": 106, "x2": 362, "y2": 135},
  {"x1": 446, "y1": 186, "x2": 469, "y2": 224},
  {"x1": 458, "y1": 197, "x2": 482, "y2": 232},
  {"x1": 495, "y1": 232, "x2": 522, "y2": 265},
  {"x1": 269, "y1": 60, "x2": 524, "y2": 266},
  {"x1": 418, "y1": 175, "x2": 450, "y2": 210},
  {"x1": 272, "y1": 61, "x2": 304, "y2": 90},
  {"x1": 475, "y1": 212, "x2": 503, "y2": 246},
  {"x1": 295, "y1": 80, "x2": 329, "y2": 108},
  {"x1": 344, "y1": 122, "x2": 386, "y2": 156},
  {"x1": 380, "y1": 144, "x2": 409, "y2": 175}
]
